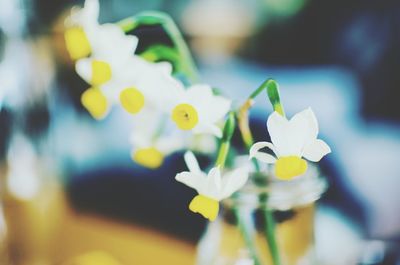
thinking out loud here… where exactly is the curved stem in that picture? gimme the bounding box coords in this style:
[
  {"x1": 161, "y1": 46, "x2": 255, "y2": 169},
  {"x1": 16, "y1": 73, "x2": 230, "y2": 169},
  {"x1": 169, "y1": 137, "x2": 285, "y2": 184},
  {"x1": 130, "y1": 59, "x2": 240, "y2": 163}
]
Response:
[
  {"x1": 117, "y1": 12, "x2": 199, "y2": 84},
  {"x1": 215, "y1": 112, "x2": 263, "y2": 265},
  {"x1": 215, "y1": 112, "x2": 235, "y2": 168},
  {"x1": 237, "y1": 79, "x2": 284, "y2": 265}
]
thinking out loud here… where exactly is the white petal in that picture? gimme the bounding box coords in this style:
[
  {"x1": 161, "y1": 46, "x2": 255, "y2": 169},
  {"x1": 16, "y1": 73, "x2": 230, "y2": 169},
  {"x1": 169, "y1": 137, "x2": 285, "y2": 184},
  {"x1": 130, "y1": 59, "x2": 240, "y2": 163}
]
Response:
[
  {"x1": 219, "y1": 167, "x2": 249, "y2": 200},
  {"x1": 206, "y1": 96, "x2": 231, "y2": 123},
  {"x1": 75, "y1": 58, "x2": 92, "y2": 84},
  {"x1": 193, "y1": 123, "x2": 222, "y2": 138},
  {"x1": 267, "y1": 111, "x2": 290, "y2": 155},
  {"x1": 249, "y1": 145, "x2": 276, "y2": 164},
  {"x1": 156, "y1": 136, "x2": 185, "y2": 155},
  {"x1": 185, "y1": 84, "x2": 230, "y2": 125},
  {"x1": 184, "y1": 151, "x2": 202, "y2": 174},
  {"x1": 302, "y1": 139, "x2": 331, "y2": 162},
  {"x1": 201, "y1": 167, "x2": 222, "y2": 199},
  {"x1": 302, "y1": 107, "x2": 319, "y2": 140},
  {"x1": 91, "y1": 24, "x2": 138, "y2": 64},
  {"x1": 186, "y1": 84, "x2": 214, "y2": 102},
  {"x1": 83, "y1": 0, "x2": 100, "y2": 22},
  {"x1": 250, "y1": 141, "x2": 278, "y2": 157},
  {"x1": 71, "y1": 0, "x2": 99, "y2": 27},
  {"x1": 175, "y1": 171, "x2": 205, "y2": 193},
  {"x1": 267, "y1": 110, "x2": 314, "y2": 156},
  {"x1": 155, "y1": 62, "x2": 173, "y2": 75}
]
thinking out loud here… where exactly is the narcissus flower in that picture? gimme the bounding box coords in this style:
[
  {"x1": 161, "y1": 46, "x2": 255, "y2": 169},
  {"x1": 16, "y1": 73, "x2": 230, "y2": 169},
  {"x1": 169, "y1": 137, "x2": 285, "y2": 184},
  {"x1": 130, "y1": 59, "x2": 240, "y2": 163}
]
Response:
[
  {"x1": 68, "y1": 0, "x2": 138, "y2": 88},
  {"x1": 249, "y1": 108, "x2": 331, "y2": 180},
  {"x1": 171, "y1": 84, "x2": 231, "y2": 137},
  {"x1": 176, "y1": 151, "x2": 249, "y2": 221},
  {"x1": 129, "y1": 110, "x2": 185, "y2": 169},
  {"x1": 79, "y1": 56, "x2": 179, "y2": 119},
  {"x1": 65, "y1": 0, "x2": 137, "y2": 62},
  {"x1": 74, "y1": 29, "x2": 138, "y2": 88}
]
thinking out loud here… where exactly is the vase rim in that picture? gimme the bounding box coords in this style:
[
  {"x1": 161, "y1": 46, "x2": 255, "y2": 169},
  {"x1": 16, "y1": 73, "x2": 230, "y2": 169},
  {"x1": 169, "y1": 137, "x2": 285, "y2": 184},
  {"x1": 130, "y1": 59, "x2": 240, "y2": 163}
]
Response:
[{"x1": 223, "y1": 163, "x2": 327, "y2": 211}]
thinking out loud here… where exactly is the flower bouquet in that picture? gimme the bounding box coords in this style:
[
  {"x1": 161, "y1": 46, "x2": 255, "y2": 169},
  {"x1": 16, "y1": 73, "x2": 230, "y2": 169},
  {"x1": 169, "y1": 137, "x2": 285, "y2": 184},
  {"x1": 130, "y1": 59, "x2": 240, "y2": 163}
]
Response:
[{"x1": 64, "y1": 1, "x2": 331, "y2": 264}]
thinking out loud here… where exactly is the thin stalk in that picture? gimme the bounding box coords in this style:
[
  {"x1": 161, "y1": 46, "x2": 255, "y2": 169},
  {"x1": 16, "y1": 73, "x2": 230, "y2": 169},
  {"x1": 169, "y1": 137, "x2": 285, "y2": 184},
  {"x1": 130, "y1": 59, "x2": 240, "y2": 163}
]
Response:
[
  {"x1": 237, "y1": 99, "x2": 260, "y2": 172},
  {"x1": 234, "y1": 207, "x2": 262, "y2": 265},
  {"x1": 237, "y1": 79, "x2": 284, "y2": 265},
  {"x1": 215, "y1": 112, "x2": 262, "y2": 265},
  {"x1": 262, "y1": 194, "x2": 281, "y2": 265},
  {"x1": 215, "y1": 112, "x2": 235, "y2": 168},
  {"x1": 117, "y1": 12, "x2": 199, "y2": 83}
]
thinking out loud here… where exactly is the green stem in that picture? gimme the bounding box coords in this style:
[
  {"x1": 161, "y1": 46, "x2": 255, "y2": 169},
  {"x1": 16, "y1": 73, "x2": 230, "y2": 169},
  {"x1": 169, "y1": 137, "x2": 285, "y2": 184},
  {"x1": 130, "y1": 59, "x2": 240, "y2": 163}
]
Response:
[
  {"x1": 117, "y1": 12, "x2": 199, "y2": 83},
  {"x1": 215, "y1": 113, "x2": 262, "y2": 265},
  {"x1": 261, "y1": 194, "x2": 281, "y2": 265},
  {"x1": 237, "y1": 79, "x2": 285, "y2": 265},
  {"x1": 234, "y1": 207, "x2": 262, "y2": 265},
  {"x1": 215, "y1": 112, "x2": 235, "y2": 168}
]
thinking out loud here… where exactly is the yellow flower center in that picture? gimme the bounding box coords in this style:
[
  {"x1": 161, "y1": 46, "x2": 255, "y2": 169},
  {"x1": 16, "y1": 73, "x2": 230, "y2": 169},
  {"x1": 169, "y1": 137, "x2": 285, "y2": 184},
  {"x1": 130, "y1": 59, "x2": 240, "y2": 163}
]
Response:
[
  {"x1": 80, "y1": 88, "x2": 109, "y2": 120},
  {"x1": 64, "y1": 27, "x2": 91, "y2": 60},
  {"x1": 119, "y1": 87, "x2": 145, "y2": 114},
  {"x1": 189, "y1": 194, "x2": 219, "y2": 221},
  {"x1": 91, "y1": 60, "x2": 112, "y2": 86},
  {"x1": 132, "y1": 147, "x2": 164, "y2": 169},
  {"x1": 172, "y1": 103, "x2": 199, "y2": 130},
  {"x1": 275, "y1": 156, "x2": 307, "y2": 180}
]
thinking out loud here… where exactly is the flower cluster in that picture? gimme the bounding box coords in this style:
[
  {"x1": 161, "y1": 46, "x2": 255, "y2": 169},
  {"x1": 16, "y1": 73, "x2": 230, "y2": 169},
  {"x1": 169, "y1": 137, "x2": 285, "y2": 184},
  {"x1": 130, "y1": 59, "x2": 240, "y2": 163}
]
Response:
[
  {"x1": 64, "y1": 0, "x2": 230, "y2": 169},
  {"x1": 65, "y1": 0, "x2": 331, "y2": 221}
]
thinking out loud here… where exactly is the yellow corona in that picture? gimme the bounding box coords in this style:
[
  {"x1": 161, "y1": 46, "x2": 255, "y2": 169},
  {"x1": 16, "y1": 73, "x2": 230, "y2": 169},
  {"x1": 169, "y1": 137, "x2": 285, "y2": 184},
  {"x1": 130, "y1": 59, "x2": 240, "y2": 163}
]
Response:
[
  {"x1": 120, "y1": 87, "x2": 145, "y2": 114},
  {"x1": 133, "y1": 147, "x2": 164, "y2": 169},
  {"x1": 81, "y1": 88, "x2": 108, "y2": 120},
  {"x1": 91, "y1": 60, "x2": 112, "y2": 86},
  {"x1": 64, "y1": 27, "x2": 91, "y2": 60},
  {"x1": 275, "y1": 156, "x2": 307, "y2": 180},
  {"x1": 172, "y1": 103, "x2": 199, "y2": 130},
  {"x1": 189, "y1": 195, "x2": 219, "y2": 221}
]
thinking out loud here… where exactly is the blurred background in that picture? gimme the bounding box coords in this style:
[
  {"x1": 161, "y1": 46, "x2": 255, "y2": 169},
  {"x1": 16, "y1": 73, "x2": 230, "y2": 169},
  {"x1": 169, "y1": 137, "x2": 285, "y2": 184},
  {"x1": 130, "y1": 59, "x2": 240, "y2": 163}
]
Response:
[{"x1": 0, "y1": 0, "x2": 400, "y2": 264}]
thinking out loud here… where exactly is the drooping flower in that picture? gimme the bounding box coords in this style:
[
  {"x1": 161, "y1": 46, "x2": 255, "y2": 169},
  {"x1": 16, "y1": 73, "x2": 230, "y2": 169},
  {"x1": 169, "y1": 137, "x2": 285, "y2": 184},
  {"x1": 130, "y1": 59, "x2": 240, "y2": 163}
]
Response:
[
  {"x1": 65, "y1": 0, "x2": 139, "y2": 119},
  {"x1": 249, "y1": 108, "x2": 331, "y2": 180},
  {"x1": 74, "y1": 29, "x2": 138, "y2": 89},
  {"x1": 65, "y1": 0, "x2": 137, "y2": 62},
  {"x1": 175, "y1": 151, "x2": 249, "y2": 221},
  {"x1": 170, "y1": 84, "x2": 231, "y2": 138},
  {"x1": 85, "y1": 59, "x2": 180, "y2": 119},
  {"x1": 129, "y1": 110, "x2": 185, "y2": 169}
]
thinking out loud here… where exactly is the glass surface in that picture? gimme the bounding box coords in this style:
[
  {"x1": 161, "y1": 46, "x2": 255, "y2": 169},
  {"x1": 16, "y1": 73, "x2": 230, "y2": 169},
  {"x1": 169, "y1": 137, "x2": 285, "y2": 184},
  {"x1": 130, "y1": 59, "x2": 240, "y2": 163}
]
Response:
[{"x1": 197, "y1": 166, "x2": 326, "y2": 265}]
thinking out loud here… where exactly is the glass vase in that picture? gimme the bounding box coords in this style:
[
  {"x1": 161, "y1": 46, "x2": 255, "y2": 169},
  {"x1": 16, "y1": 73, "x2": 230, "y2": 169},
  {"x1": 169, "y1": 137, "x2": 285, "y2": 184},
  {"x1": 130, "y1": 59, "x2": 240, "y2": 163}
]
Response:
[{"x1": 196, "y1": 165, "x2": 327, "y2": 265}]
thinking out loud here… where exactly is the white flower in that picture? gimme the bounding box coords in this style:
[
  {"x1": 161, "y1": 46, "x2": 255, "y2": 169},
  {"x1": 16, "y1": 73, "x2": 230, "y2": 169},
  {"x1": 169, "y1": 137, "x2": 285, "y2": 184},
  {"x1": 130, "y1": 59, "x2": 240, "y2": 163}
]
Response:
[
  {"x1": 249, "y1": 107, "x2": 331, "y2": 180},
  {"x1": 78, "y1": 57, "x2": 180, "y2": 119},
  {"x1": 175, "y1": 151, "x2": 249, "y2": 221},
  {"x1": 129, "y1": 109, "x2": 185, "y2": 169},
  {"x1": 65, "y1": 0, "x2": 138, "y2": 61},
  {"x1": 170, "y1": 84, "x2": 231, "y2": 138},
  {"x1": 74, "y1": 28, "x2": 138, "y2": 88}
]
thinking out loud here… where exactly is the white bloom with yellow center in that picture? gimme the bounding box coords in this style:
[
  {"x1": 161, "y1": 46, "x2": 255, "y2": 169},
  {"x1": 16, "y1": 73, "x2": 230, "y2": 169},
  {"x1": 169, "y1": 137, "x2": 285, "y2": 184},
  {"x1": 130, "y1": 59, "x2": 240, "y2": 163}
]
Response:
[
  {"x1": 74, "y1": 29, "x2": 138, "y2": 88},
  {"x1": 249, "y1": 108, "x2": 331, "y2": 180},
  {"x1": 68, "y1": 0, "x2": 138, "y2": 89},
  {"x1": 80, "y1": 58, "x2": 178, "y2": 119},
  {"x1": 65, "y1": 0, "x2": 137, "y2": 62},
  {"x1": 176, "y1": 151, "x2": 249, "y2": 221},
  {"x1": 129, "y1": 109, "x2": 185, "y2": 169},
  {"x1": 171, "y1": 84, "x2": 231, "y2": 138}
]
